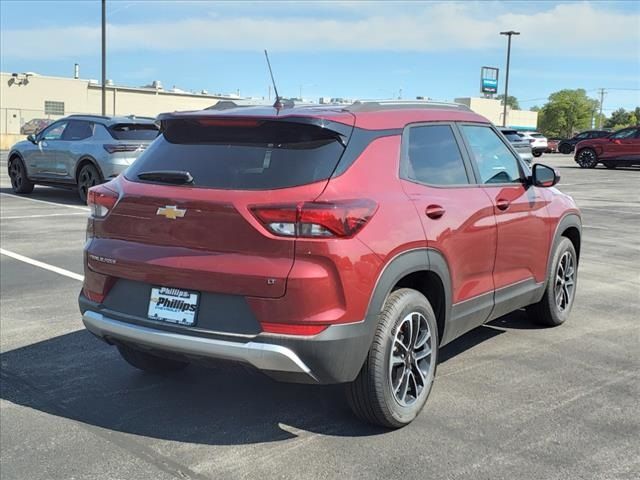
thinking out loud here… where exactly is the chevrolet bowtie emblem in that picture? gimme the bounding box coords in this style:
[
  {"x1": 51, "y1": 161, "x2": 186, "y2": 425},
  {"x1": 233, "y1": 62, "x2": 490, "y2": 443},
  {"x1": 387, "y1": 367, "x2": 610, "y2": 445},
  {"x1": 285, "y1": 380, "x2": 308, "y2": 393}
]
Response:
[{"x1": 156, "y1": 205, "x2": 186, "y2": 219}]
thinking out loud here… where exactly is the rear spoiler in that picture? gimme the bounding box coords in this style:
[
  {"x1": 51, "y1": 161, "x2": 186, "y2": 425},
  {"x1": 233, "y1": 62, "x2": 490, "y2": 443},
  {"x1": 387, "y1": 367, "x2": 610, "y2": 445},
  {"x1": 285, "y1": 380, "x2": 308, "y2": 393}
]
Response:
[{"x1": 156, "y1": 113, "x2": 354, "y2": 146}]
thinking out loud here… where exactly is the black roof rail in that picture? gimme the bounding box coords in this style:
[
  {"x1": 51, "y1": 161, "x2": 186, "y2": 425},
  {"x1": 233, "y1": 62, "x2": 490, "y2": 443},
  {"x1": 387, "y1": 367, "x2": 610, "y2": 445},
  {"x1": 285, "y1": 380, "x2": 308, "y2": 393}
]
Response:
[
  {"x1": 66, "y1": 113, "x2": 112, "y2": 120},
  {"x1": 345, "y1": 100, "x2": 471, "y2": 112}
]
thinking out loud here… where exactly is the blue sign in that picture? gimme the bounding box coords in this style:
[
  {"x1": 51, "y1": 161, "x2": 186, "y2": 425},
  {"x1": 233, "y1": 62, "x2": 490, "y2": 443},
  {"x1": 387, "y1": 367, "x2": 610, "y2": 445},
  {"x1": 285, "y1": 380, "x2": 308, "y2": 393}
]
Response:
[{"x1": 481, "y1": 67, "x2": 499, "y2": 94}]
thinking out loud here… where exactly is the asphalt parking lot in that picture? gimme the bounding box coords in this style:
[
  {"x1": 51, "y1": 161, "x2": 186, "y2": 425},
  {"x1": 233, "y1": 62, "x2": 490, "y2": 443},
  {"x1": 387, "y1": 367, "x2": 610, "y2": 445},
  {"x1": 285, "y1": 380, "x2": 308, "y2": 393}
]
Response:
[{"x1": 1, "y1": 152, "x2": 638, "y2": 480}]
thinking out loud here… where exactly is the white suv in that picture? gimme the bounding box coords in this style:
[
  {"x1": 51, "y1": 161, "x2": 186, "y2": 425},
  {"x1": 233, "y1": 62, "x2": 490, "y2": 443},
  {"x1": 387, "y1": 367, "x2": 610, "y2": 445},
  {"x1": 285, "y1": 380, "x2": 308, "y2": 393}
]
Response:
[{"x1": 518, "y1": 132, "x2": 548, "y2": 158}]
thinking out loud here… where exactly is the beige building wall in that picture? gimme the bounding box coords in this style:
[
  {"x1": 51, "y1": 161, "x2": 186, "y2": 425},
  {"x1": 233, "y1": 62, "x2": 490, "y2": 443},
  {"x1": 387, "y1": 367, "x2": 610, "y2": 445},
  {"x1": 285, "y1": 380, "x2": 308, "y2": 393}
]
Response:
[
  {"x1": 454, "y1": 97, "x2": 538, "y2": 130},
  {"x1": 1, "y1": 72, "x2": 234, "y2": 147}
]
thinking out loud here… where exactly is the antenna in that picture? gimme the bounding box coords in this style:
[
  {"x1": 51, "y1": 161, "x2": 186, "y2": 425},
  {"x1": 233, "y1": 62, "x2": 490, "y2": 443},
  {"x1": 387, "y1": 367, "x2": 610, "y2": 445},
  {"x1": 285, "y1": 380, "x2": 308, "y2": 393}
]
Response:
[{"x1": 264, "y1": 49, "x2": 282, "y2": 109}]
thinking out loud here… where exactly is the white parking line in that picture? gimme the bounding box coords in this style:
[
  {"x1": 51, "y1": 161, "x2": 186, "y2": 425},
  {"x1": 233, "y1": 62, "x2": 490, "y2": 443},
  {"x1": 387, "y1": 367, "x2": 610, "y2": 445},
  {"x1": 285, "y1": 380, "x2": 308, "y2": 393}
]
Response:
[
  {"x1": 0, "y1": 248, "x2": 84, "y2": 281},
  {"x1": 1, "y1": 212, "x2": 88, "y2": 220},
  {"x1": 0, "y1": 192, "x2": 90, "y2": 211}
]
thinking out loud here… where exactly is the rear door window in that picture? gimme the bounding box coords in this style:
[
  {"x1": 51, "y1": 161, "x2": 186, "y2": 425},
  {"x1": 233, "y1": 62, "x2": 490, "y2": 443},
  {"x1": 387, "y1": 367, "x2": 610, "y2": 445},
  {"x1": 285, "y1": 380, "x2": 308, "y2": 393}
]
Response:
[
  {"x1": 403, "y1": 124, "x2": 469, "y2": 185},
  {"x1": 126, "y1": 119, "x2": 347, "y2": 190},
  {"x1": 109, "y1": 123, "x2": 159, "y2": 140},
  {"x1": 62, "y1": 120, "x2": 94, "y2": 141}
]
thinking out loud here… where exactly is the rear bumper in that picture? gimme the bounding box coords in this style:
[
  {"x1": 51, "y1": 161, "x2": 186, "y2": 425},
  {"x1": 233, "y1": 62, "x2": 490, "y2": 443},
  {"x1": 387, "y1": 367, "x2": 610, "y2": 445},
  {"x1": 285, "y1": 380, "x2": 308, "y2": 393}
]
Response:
[
  {"x1": 80, "y1": 295, "x2": 374, "y2": 384},
  {"x1": 83, "y1": 310, "x2": 317, "y2": 381}
]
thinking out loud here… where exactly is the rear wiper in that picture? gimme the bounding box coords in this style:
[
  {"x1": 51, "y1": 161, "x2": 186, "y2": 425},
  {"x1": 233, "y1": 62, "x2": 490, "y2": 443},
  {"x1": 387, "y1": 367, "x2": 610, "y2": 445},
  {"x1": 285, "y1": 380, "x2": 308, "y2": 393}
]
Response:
[{"x1": 137, "y1": 170, "x2": 194, "y2": 185}]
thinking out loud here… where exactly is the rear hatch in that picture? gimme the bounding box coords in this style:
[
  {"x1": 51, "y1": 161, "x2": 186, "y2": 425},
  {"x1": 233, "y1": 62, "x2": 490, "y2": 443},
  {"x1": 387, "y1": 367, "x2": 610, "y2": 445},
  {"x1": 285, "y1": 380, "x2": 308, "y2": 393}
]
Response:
[
  {"x1": 89, "y1": 110, "x2": 354, "y2": 298},
  {"x1": 104, "y1": 121, "x2": 160, "y2": 159}
]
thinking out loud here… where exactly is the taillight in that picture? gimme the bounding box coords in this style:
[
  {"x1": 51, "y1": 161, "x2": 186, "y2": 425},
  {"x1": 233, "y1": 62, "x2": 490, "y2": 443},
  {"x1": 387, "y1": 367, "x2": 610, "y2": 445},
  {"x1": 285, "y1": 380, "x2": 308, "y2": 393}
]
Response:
[
  {"x1": 103, "y1": 144, "x2": 145, "y2": 154},
  {"x1": 87, "y1": 184, "x2": 118, "y2": 218},
  {"x1": 250, "y1": 199, "x2": 377, "y2": 238}
]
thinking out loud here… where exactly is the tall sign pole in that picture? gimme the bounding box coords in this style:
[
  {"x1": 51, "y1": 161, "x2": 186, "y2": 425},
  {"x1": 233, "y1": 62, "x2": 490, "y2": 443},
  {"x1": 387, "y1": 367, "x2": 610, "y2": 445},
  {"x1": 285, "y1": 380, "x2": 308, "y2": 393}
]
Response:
[
  {"x1": 101, "y1": 0, "x2": 106, "y2": 116},
  {"x1": 500, "y1": 31, "x2": 519, "y2": 127}
]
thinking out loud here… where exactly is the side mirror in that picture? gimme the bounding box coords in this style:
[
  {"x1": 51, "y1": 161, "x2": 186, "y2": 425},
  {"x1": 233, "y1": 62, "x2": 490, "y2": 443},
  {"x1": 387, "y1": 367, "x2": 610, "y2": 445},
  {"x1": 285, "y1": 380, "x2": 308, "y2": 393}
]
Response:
[
  {"x1": 27, "y1": 134, "x2": 37, "y2": 144},
  {"x1": 532, "y1": 163, "x2": 560, "y2": 187}
]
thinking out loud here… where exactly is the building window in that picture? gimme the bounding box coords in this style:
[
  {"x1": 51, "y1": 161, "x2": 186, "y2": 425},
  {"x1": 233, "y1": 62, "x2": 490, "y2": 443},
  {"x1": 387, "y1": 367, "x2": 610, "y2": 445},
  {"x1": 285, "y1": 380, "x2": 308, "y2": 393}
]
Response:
[{"x1": 44, "y1": 101, "x2": 65, "y2": 116}]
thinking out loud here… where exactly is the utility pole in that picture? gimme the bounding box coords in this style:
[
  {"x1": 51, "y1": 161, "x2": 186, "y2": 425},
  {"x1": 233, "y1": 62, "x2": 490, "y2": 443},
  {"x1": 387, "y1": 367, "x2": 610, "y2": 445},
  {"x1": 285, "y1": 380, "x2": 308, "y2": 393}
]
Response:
[
  {"x1": 597, "y1": 88, "x2": 606, "y2": 128},
  {"x1": 101, "y1": 0, "x2": 106, "y2": 116},
  {"x1": 500, "y1": 30, "x2": 520, "y2": 127}
]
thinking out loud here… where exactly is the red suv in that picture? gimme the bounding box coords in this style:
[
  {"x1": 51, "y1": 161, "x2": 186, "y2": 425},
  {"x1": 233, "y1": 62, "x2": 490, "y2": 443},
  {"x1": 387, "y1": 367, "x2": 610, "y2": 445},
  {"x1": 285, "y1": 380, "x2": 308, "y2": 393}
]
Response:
[
  {"x1": 575, "y1": 126, "x2": 640, "y2": 169},
  {"x1": 79, "y1": 101, "x2": 582, "y2": 428}
]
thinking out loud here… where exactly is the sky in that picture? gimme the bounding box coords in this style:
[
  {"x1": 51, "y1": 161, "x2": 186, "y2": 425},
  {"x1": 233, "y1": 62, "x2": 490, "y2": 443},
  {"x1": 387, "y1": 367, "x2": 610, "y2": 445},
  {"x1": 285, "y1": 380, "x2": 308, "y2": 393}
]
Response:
[{"x1": 1, "y1": 0, "x2": 639, "y2": 112}]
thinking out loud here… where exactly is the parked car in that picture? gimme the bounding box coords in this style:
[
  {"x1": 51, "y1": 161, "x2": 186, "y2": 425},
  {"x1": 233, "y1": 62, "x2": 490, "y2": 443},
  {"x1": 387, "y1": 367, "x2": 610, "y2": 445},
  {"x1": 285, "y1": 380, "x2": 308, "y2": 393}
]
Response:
[
  {"x1": 557, "y1": 130, "x2": 610, "y2": 154},
  {"x1": 20, "y1": 118, "x2": 52, "y2": 135},
  {"x1": 8, "y1": 114, "x2": 159, "y2": 202},
  {"x1": 546, "y1": 137, "x2": 562, "y2": 153},
  {"x1": 79, "y1": 100, "x2": 581, "y2": 428},
  {"x1": 518, "y1": 131, "x2": 548, "y2": 157},
  {"x1": 574, "y1": 126, "x2": 640, "y2": 169},
  {"x1": 499, "y1": 128, "x2": 533, "y2": 165}
]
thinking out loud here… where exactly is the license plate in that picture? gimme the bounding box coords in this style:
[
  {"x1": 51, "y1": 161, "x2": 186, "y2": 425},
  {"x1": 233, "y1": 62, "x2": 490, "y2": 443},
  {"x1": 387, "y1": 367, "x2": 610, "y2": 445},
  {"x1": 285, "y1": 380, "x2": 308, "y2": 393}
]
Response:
[{"x1": 148, "y1": 287, "x2": 198, "y2": 326}]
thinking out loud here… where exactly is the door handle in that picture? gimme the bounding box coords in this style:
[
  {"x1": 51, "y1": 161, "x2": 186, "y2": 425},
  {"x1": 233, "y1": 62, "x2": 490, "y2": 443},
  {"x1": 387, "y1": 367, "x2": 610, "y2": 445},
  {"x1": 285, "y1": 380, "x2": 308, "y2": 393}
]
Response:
[
  {"x1": 496, "y1": 198, "x2": 510, "y2": 211},
  {"x1": 425, "y1": 204, "x2": 445, "y2": 219}
]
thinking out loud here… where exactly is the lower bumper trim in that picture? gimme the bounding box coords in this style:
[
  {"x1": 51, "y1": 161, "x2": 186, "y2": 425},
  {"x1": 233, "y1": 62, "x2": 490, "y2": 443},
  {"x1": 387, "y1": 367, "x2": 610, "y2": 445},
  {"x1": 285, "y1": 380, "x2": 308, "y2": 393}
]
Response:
[{"x1": 82, "y1": 310, "x2": 317, "y2": 382}]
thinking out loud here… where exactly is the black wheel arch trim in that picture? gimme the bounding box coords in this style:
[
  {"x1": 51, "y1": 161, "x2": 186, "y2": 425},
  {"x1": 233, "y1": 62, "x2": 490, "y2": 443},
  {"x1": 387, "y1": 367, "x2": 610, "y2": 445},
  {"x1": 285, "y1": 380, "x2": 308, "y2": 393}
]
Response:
[
  {"x1": 540, "y1": 213, "x2": 582, "y2": 301},
  {"x1": 7, "y1": 151, "x2": 31, "y2": 179},
  {"x1": 75, "y1": 156, "x2": 104, "y2": 184},
  {"x1": 364, "y1": 248, "x2": 452, "y2": 343}
]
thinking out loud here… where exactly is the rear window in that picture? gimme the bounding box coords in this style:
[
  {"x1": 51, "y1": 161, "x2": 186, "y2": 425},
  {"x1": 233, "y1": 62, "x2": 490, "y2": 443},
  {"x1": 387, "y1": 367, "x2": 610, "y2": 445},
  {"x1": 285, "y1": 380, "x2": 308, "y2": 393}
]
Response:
[
  {"x1": 126, "y1": 119, "x2": 347, "y2": 190},
  {"x1": 500, "y1": 130, "x2": 522, "y2": 142},
  {"x1": 109, "y1": 123, "x2": 159, "y2": 140},
  {"x1": 530, "y1": 133, "x2": 544, "y2": 138}
]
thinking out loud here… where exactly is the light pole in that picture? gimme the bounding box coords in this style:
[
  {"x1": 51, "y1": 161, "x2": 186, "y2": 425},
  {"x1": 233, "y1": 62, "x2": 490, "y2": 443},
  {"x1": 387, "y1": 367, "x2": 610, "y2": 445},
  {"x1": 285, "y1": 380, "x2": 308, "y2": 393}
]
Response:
[
  {"x1": 101, "y1": 0, "x2": 106, "y2": 116},
  {"x1": 500, "y1": 30, "x2": 519, "y2": 127}
]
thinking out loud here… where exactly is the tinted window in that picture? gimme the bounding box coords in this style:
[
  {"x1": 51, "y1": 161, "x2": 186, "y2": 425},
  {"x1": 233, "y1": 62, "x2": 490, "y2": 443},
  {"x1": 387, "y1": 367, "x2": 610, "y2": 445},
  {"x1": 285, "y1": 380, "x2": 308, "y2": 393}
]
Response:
[
  {"x1": 575, "y1": 132, "x2": 589, "y2": 140},
  {"x1": 530, "y1": 133, "x2": 544, "y2": 138},
  {"x1": 461, "y1": 125, "x2": 522, "y2": 184},
  {"x1": 109, "y1": 123, "x2": 159, "y2": 140},
  {"x1": 611, "y1": 128, "x2": 636, "y2": 139},
  {"x1": 500, "y1": 130, "x2": 523, "y2": 142},
  {"x1": 40, "y1": 122, "x2": 68, "y2": 141},
  {"x1": 62, "y1": 120, "x2": 94, "y2": 141},
  {"x1": 126, "y1": 120, "x2": 345, "y2": 190},
  {"x1": 405, "y1": 125, "x2": 468, "y2": 185}
]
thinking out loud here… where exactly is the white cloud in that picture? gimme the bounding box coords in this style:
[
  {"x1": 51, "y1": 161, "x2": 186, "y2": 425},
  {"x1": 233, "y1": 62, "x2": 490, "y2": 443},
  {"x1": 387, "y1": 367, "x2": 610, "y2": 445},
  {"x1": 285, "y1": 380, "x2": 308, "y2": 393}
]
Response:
[{"x1": 2, "y1": 2, "x2": 639, "y2": 59}]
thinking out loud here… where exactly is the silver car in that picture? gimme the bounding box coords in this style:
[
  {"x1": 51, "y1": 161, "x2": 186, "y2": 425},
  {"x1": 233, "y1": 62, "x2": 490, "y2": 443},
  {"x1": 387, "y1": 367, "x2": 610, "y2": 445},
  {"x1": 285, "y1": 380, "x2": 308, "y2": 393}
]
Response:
[
  {"x1": 7, "y1": 114, "x2": 159, "y2": 202},
  {"x1": 499, "y1": 128, "x2": 533, "y2": 165}
]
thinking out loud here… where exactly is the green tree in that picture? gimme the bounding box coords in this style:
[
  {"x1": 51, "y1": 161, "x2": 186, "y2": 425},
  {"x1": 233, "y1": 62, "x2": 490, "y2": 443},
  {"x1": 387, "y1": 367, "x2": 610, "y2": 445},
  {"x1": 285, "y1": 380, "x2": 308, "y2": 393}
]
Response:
[
  {"x1": 496, "y1": 94, "x2": 520, "y2": 110},
  {"x1": 530, "y1": 105, "x2": 540, "y2": 112},
  {"x1": 537, "y1": 89, "x2": 599, "y2": 138},
  {"x1": 604, "y1": 108, "x2": 638, "y2": 130}
]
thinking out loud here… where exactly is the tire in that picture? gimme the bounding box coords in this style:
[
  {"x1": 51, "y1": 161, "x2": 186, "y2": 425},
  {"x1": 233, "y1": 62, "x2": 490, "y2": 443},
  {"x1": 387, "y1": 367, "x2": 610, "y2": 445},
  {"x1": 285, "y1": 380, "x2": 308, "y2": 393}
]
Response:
[
  {"x1": 117, "y1": 344, "x2": 189, "y2": 373},
  {"x1": 559, "y1": 144, "x2": 572, "y2": 155},
  {"x1": 8, "y1": 156, "x2": 35, "y2": 194},
  {"x1": 346, "y1": 289, "x2": 438, "y2": 428},
  {"x1": 526, "y1": 237, "x2": 577, "y2": 327},
  {"x1": 77, "y1": 163, "x2": 102, "y2": 203},
  {"x1": 533, "y1": 151, "x2": 542, "y2": 158},
  {"x1": 576, "y1": 148, "x2": 598, "y2": 168}
]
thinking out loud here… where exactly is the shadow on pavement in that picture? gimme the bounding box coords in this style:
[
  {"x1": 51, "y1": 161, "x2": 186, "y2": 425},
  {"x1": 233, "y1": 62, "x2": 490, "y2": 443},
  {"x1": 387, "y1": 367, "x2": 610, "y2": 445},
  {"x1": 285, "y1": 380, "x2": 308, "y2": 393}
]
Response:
[
  {"x1": 0, "y1": 186, "x2": 86, "y2": 206},
  {"x1": 0, "y1": 310, "x2": 530, "y2": 445}
]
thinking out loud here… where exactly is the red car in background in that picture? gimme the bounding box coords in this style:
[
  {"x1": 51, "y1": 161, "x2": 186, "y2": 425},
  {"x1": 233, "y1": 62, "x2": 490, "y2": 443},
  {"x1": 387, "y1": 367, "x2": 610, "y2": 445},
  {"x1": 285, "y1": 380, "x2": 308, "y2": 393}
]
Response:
[
  {"x1": 546, "y1": 138, "x2": 562, "y2": 153},
  {"x1": 575, "y1": 126, "x2": 640, "y2": 168},
  {"x1": 79, "y1": 100, "x2": 582, "y2": 428}
]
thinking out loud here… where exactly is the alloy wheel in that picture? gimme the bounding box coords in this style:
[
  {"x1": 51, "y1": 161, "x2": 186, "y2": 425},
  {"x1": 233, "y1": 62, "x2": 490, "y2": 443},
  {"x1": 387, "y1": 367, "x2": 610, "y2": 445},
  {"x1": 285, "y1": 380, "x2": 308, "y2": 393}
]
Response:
[
  {"x1": 9, "y1": 160, "x2": 24, "y2": 190},
  {"x1": 555, "y1": 251, "x2": 575, "y2": 312},
  {"x1": 78, "y1": 166, "x2": 99, "y2": 198},
  {"x1": 577, "y1": 149, "x2": 597, "y2": 168},
  {"x1": 389, "y1": 311, "x2": 433, "y2": 407}
]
